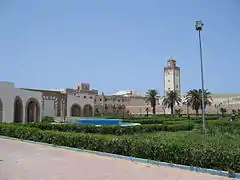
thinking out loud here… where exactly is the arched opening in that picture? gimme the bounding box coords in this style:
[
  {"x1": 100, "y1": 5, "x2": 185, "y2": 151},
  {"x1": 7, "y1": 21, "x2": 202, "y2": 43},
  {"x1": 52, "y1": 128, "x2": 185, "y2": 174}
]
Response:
[
  {"x1": 71, "y1": 104, "x2": 81, "y2": 117},
  {"x1": 0, "y1": 98, "x2": 3, "y2": 123},
  {"x1": 83, "y1": 104, "x2": 93, "y2": 117},
  {"x1": 25, "y1": 98, "x2": 40, "y2": 122},
  {"x1": 13, "y1": 96, "x2": 23, "y2": 123}
]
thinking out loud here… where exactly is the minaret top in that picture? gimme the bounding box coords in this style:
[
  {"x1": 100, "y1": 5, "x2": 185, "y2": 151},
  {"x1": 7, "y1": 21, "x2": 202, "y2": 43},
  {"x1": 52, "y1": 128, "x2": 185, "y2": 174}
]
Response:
[
  {"x1": 168, "y1": 57, "x2": 176, "y2": 62},
  {"x1": 167, "y1": 57, "x2": 176, "y2": 67}
]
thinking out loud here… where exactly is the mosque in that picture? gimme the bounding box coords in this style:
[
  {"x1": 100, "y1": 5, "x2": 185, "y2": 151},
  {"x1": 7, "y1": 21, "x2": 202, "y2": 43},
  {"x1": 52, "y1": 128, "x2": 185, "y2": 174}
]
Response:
[{"x1": 1, "y1": 58, "x2": 240, "y2": 123}]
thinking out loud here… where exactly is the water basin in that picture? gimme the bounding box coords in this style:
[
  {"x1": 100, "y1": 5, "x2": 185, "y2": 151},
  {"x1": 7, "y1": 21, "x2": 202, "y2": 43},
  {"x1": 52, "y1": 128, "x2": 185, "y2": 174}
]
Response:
[{"x1": 75, "y1": 118, "x2": 140, "y2": 126}]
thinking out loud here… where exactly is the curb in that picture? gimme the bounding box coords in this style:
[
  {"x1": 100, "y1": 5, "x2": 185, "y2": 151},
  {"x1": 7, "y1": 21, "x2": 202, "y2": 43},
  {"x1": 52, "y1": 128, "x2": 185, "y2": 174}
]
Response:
[{"x1": 1, "y1": 135, "x2": 240, "y2": 179}]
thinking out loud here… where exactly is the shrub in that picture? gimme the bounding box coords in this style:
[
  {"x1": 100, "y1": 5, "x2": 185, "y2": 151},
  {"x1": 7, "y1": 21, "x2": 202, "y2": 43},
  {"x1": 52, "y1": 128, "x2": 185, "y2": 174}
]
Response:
[
  {"x1": 22, "y1": 122, "x2": 194, "y2": 135},
  {"x1": 122, "y1": 119, "x2": 164, "y2": 124},
  {"x1": 42, "y1": 116, "x2": 54, "y2": 123},
  {"x1": 0, "y1": 124, "x2": 239, "y2": 173},
  {"x1": 206, "y1": 121, "x2": 240, "y2": 135},
  {"x1": 121, "y1": 116, "x2": 218, "y2": 121}
]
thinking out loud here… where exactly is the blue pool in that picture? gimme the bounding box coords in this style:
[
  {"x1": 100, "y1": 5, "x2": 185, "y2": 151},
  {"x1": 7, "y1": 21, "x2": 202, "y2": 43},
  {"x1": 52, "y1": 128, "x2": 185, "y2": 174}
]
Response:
[{"x1": 75, "y1": 118, "x2": 140, "y2": 126}]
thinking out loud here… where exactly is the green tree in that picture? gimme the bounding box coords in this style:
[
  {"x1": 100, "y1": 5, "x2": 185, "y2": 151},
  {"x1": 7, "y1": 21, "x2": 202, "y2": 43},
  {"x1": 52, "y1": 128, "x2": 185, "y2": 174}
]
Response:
[
  {"x1": 145, "y1": 107, "x2": 149, "y2": 116},
  {"x1": 175, "y1": 108, "x2": 183, "y2": 117},
  {"x1": 162, "y1": 91, "x2": 181, "y2": 115},
  {"x1": 145, "y1": 89, "x2": 158, "y2": 115},
  {"x1": 186, "y1": 89, "x2": 213, "y2": 116},
  {"x1": 219, "y1": 107, "x2": 227, "y2": 117}
]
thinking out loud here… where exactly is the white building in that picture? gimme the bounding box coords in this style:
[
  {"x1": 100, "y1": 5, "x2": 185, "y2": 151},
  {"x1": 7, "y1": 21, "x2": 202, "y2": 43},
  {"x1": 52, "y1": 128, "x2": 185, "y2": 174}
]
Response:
[
  {"x1": 64, "y1": 83, "x2": 96, "y2": 117},
  {"x1": 114, "y1": 90, "x2": 139, "y2": 96},
  {"x1": 164, "y1": 58, "x2": 181, "y2": 96},
  {"x1": 0, "y1": 82, "x2": 43, "y2": 123},
  {"x1": 16, "y1": 82, "x2": 96, "y2": 121}
]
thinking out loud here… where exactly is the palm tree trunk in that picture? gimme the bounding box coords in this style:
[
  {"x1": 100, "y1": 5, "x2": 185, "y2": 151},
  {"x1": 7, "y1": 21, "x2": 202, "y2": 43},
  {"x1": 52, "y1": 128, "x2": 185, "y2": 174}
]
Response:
[
  {"x1": 171, "y1": 105, "x2": 174, "y2": 115},
  {"x1": 152, "y1": 106, "x2": 156, "y2": 115},
  {"x1": 187, "y1": 106, "x2": 190, "y2": 119},
  {"x1": 196, "y1": 109, "x2": 199, "y2": 116}
]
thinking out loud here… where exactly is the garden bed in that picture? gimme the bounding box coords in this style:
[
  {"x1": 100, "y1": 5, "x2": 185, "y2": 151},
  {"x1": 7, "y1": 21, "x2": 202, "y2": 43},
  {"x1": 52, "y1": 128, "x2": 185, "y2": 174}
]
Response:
[
  {"x1": 0, "y1": 124, "x2": 239, "y2": 173},
  {"x1": 20, "y1": 122, "x2": 194, "y2": 135}
]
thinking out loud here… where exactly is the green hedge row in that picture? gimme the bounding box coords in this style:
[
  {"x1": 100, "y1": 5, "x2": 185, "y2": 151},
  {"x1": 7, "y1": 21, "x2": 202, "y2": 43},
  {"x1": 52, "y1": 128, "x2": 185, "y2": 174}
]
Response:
[
  {"x1": 206, "y1": 121, "x2": 240, "y2": 135},
  {"x1": 122, "y1": 119, "x2": 164, "y2": 124},
  {"x1": 122, "y1": 119, "x2": 193, "y2": 125},
  {"x1": 120, "y1": 116, "x2": 218, "y2": 121},
  {"x1": 0, "y1": 124, "x2": 239, "y2": 173},
  {"x1": 21, "y1": 122, "x2": 194, "y2": 135},
  {"x1": 96, "y1": 115, "x2": 219, "y2": 121},
  {"x1": 121, "y1": 118, "x2": 219, "y2": 125}
]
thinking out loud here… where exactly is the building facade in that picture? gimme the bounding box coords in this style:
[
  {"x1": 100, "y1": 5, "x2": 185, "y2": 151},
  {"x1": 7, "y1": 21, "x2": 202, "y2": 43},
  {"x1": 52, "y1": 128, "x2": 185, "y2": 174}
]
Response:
[
  {"x1": 22, "y1": 88, "x2": 67, "y2": 118},
  {"x1": 65, "y1": 83, "x2": 96, "y2": 117},
  {"x1": 25, "y1": 83, "x2": 96, "y2": 119},
  {"x1": 0, "y1": 82, "x2": 43, "y2": 123}
]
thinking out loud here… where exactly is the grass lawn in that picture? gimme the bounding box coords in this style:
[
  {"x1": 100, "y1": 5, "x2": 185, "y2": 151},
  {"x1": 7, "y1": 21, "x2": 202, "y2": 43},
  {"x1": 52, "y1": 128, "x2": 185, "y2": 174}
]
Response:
[
  {"x1": 134, "y1": 131, "x2": 240, "y2": 144},
  {"x1": 95, "y1": 130, "x2": 240, "y2": 148}
]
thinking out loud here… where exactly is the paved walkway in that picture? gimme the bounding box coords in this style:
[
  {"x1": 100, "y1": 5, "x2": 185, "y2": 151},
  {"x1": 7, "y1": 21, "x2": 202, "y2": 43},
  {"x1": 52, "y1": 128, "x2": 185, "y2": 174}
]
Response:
[{"x1": 0, "y1": 138, "x2": 235, "y2": 180}]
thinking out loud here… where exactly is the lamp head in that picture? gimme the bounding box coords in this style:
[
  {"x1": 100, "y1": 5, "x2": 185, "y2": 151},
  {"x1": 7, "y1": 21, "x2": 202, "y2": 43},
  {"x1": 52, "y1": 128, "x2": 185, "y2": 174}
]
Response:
[{"x1": 195, "y1": 20, "x2": 204, "y2": 31}]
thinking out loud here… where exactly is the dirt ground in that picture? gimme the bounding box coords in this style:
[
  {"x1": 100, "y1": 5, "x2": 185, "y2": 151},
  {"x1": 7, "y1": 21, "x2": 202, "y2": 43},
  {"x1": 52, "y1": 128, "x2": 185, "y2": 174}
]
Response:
[{"x1": 0, "y1": 138, "x2": 235, "y2": 180}]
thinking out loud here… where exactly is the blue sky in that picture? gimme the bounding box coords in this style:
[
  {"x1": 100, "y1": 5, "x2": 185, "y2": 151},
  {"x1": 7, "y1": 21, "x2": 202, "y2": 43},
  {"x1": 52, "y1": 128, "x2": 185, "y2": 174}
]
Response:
[{"x1": 0, "y1": 0, "x2": 239, "y2": 95}]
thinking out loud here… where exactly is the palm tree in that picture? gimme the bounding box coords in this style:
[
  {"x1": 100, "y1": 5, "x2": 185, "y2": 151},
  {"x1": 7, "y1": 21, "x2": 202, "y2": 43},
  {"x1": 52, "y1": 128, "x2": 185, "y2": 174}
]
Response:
[
  {"x1": 112, "y1": 104, "x2": 116, "y2": 112},
  {"x1": 162, "y1": 91, "x2": 181, "y2": 115},
  {"x1": 186, "y1": 89, "x2": 213, "y2": 116},
  {"x1": 219, "y1": 107, "x2": 227, "y2": 117},
  {"x1": 145, "y1": 89, "x2": 158, "y2": 115},
  {"x1": 175, "y1": 108, "x2": 183, "y2": 117},
  {"x1": 121, "y1": 105, "x2": 126, "y2": 117},
  {"x1": 145, "y1": 107, "x2": 149, "y2": 116}
]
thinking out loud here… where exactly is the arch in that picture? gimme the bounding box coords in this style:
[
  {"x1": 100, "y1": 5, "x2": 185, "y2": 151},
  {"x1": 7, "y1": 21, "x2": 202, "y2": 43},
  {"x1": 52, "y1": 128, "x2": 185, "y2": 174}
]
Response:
[
  {"x1": 13, "y1": 96, "x2": 23, "y2": 123},
  {"x1": 71, "y1": 104, "x2": 81, "y2": 117},
  {"x1": 25, "y1": 98, "x2": 40, "y2": 123},
  {"x1": 0, "y1": 98, "x2": 3, "y2": 123},
  {"x1": 83, "y1": 104, "x2": 93, "y2": 117}
]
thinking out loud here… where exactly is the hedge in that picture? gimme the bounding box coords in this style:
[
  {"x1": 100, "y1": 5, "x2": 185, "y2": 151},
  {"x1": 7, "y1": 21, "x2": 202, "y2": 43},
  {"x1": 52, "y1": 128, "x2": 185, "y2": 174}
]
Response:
[
  {"x1": 193, "y1": 120, "x2": 240, "y2": 133},
  {"x1": 120, "y1": 116, "x2": 218, "y2": 121},
  {"x1": 206, "y1": 121, "x2": 240, "y2": 135},
  {"x1": 122, "y1": 119, "x2": 164, "y2": 124},
  {"x1": 122, "y1": 119, "x2": 194, "y2": 125},
  {"x1": 97, "y1": 115, "x2": 219, "y2": 121},
  {"x1": 0, "y1": 124, "x2": 239, "y2": 173},
  {"x1": 21, "y1": 122, "x2": 194, "y2": 135}
]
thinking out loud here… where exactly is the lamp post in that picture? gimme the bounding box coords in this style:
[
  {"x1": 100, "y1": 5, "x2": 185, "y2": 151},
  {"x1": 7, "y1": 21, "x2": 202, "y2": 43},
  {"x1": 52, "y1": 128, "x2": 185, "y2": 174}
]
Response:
[{"x1": 195, "y1": 20, "x2": 206, "y2": 132}]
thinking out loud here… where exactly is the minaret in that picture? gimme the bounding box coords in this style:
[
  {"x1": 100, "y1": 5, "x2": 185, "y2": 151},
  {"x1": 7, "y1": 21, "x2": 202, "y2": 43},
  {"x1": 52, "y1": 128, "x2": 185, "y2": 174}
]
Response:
[{"x1": 164, "y1": 58, "x2": 181, "y2": 96}]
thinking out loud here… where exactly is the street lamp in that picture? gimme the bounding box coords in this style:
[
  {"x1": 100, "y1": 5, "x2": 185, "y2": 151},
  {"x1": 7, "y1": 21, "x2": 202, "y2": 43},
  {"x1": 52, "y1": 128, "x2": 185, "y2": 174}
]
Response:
[{"x1": 195, "y1": 20, "x2": 206, "y2": 132}]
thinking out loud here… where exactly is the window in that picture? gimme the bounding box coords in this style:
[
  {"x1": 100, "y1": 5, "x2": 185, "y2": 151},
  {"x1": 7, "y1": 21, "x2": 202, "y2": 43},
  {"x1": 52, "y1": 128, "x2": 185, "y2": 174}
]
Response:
[
  {"x1": 176, "y1": 85, "x2": 178, "y2": 88},
  {"x1": 168, "y1": 80, "x2": 170, "y2": 82},
  {"x1": 90, "y1": 96, "x2": 93, "y2": 99},
  {"x1": 84, "y1": 96, "x2": 86, "y2": 98},
  {"x1": 100, "y1": 99, "x2": 102, "y2": 101}
]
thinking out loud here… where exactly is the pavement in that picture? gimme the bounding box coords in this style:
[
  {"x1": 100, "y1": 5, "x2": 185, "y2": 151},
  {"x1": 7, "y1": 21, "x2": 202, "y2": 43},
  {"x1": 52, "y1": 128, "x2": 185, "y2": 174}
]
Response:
[{"x1": 0, "y1": 138, "x2": 236, "y2": 180}]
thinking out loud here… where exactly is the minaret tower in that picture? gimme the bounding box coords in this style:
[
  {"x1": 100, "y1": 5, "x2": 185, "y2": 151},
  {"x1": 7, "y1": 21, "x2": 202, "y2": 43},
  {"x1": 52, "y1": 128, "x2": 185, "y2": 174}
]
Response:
[{"x1": 164, "y1": 58, "x2": 181, "y2": 96}]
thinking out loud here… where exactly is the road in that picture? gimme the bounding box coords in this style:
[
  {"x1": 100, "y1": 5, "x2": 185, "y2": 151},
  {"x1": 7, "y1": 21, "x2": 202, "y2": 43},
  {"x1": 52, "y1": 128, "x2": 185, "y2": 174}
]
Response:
[{"x1": 0, "y1": 138, "x2": 235, "y2": 180}]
